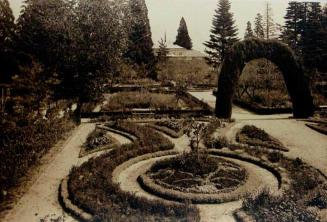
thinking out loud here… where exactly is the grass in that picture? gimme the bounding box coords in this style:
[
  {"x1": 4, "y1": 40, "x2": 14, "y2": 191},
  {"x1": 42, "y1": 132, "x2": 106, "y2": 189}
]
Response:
[{"x1": 102, "y1": 91, "x2": 180, "y2": 111}]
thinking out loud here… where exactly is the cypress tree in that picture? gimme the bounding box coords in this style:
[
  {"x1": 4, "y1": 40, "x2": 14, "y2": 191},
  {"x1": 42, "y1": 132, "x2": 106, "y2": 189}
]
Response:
[
  {"x1": 204, "y1": 0, "x2": 239, "y2": 68},
  {"x1": 174, "y1": 17, "x2": 192, "y2": 50},
  {"x1": 244, "y1": 21, "x2": 254, "y2": 39},
  {"x1": 125, "y1": 0, "x2": 156, "y2": 79},
  {"x1": 254, "y1": 13, "x2": 264, "y2": 39}
]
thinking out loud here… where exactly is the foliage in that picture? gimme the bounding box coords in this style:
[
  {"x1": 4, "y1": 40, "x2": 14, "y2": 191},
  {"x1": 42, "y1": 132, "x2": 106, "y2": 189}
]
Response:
[
  {"x1": 174, "y1": 17, "x2": 192, "y2": 50},
  {"x1": 254, "y1": 13, "x2": 264, "y2": 39},
  {"x1": 157, "y1": 34, "x2": 169, "y2": 64},
  {"x1": 263, "y1": 2, "x2": 277, "y2": 39},
  {"x1": 84, "y1": 129, "x2": 114, "y2": 151},
  {"x1": 203, "y1": 119, "x2": 228, "y2": 149},
  {"x1": 215, "y1": 38, "x2": 314, "y2": 118},
  {"x1": 0, "y1": 0, "x2": 16, "y2": 84},
  {"x1": 204, "y1": 0, "x2": 239, "y2": 68},
  {"x1": 69, "y1": 123, "x2": 199, "y2": 221},
  {"x1": 244, "y1": 21, "x2": 254, "y2": 39},
  {"x1": 236, "y1": 125, "x2": 287, "y2": 151},
  {"x1": 185, "y1": 121, "x2": 207, "y2": 155},
  {"x1": 124, "y1": 0, "x2": 156, "y2": 80},
  {"x1": 243, "y1": 189, "x2": 320, "y2": 222},
  {"x1": 0, "y1": 116, "x2": 75, "y2": 201},
  {"x1": 156, "y1": 119, "x2": 186, "y2": 133},
  {"x1": 102, "y1": 91, "x2": 180, "y2": 111}
]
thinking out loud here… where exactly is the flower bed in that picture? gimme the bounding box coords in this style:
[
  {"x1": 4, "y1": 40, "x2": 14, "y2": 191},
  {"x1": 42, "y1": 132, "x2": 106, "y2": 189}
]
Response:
[
  {"x1": 236, "y1": 125, "x2": 288, "y2": 151},
  {"x1": 67, "y1": 122, "x2": 200, "y2": 221},
  {"x1": 147, "y1": 119, "x2": 188, "y2": 138}
]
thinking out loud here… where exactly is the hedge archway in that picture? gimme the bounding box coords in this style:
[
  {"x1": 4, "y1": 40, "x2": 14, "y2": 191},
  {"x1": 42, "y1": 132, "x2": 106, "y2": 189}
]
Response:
[{"x1": 216, "y1": 39, "x2": 314, "y2": 118}]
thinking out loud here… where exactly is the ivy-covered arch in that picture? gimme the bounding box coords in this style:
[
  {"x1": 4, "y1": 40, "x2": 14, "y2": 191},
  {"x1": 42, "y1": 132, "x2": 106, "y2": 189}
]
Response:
[{"x1": 216, "y1": 39, "x2": 314, "y2": 118}]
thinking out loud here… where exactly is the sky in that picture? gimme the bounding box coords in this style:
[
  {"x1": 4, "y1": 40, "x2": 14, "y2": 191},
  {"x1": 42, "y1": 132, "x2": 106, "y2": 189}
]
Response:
[{"x1": 8, "y1": 0, "x2": 327, "y2": 52}]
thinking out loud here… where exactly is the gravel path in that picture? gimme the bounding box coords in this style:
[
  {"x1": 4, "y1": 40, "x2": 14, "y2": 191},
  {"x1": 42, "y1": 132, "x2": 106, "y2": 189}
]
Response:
[{"x1": 191, "y1": 90, "x2": 327, "y2": 176}]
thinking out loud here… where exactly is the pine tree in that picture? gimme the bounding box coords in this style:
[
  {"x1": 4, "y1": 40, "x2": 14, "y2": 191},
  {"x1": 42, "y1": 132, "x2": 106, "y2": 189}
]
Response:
[
  {"x1": 204, "y1": 0, "x2": 239, "y2": 68},
  {"x1": 0, "y1": 0, "x2": 16, "y2": 83},
  {"x1": 281, "y1": 2, "x2": 304, "y2": 55},
  {"x1": 254, "y1": 13, "x2": 264, "y2": 39},
  {"x1": 125, "y1": 0, "x2": 156, "y2": 79},
  {"x1": 174, "y1": 17, "x2": 192, "y2": 50},
  {"x1": 263, "y1": 2, "x2": 276, "y2": 39},
  {"x1": 244, "y1": 21, "x2": 254, "y2": 39},
  {"x1": 157, "y1": 34, "x2": 169, "y2": 64},
  {"x1": 301, "y1": 2, "x2": 324, "y2": 70}
]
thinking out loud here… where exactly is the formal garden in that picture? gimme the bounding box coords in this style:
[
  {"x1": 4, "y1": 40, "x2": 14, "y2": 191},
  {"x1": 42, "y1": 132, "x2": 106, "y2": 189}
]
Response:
[{"x1": 1, "y1": 0, "x2": 327, "y2": 222}]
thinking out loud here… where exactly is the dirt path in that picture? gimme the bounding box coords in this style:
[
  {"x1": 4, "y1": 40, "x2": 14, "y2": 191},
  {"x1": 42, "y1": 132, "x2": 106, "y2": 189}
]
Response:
[{"x1": 3, "y1": 124, "x2": 96, "y2": 222}]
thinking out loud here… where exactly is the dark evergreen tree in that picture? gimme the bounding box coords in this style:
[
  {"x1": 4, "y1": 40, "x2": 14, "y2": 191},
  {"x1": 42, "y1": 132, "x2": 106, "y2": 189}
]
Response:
[
  {"x1": 174, "y1": 17, "x2": 192, "y2": 50},
  {"x1": 254, "y1": 13, "x2": 264, "y2": 39},
  {"x1": 244, "y1": 21, "x2": 254, "y2": 39},
  {"x1": 124, "y1": 0, "x2": 156, "y2": 79},
  {"x1": 301, "y1": 2, "x2": 324, "y2": 70},
  {"x1": 281, "y1": 2, "x2": 304, "y2": 55},
  {"x1": 204, "y1": 0, "x2": 239, "y2": 68},
  {"x1": 0, "y1": 0, "x2": 16, "y2": 83}
]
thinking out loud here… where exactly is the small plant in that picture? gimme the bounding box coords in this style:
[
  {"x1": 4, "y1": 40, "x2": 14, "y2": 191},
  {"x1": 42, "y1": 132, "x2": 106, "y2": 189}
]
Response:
[{"x1": 185, "y1": 120, "x2": 207, "y2": 159}]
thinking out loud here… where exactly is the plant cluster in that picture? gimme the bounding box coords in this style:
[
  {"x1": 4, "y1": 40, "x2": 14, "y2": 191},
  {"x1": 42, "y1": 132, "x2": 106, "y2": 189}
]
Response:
[
  {"x1": 236, "y1": 125, "x2": 287, "y2": 151},
  {"x1": 68, "y1": 123, "x2": 199, "y2": 221},
  {"x1": 84, "y1": 129, "x2": 115, "y2": 151},
  {"x1": 156, "y1": 120, "x2": 186, "y2": 133},
  {"x1": 203, "y1": 119, "x2": 228, "y2": 149},
  {"x1": 102, "y1": 92, "x2": 180, "y2": 111},
  {"x1": 243, "y1": 189, "x2": 320, "y2": 222},
  {"x1": 0, "y1": 116, "x2": 75, "y2": 202}
]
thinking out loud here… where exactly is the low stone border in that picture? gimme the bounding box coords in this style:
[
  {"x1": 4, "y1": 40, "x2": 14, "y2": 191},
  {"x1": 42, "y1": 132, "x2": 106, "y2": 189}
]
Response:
[{"x1": 59, "y1": 177, "x2": 93, "y2": 222}]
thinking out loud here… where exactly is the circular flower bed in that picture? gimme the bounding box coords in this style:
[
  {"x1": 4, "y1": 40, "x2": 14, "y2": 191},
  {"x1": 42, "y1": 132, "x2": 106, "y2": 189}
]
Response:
[{"x1": 145, "y1": 153, "x2": 247, "y2": 194}]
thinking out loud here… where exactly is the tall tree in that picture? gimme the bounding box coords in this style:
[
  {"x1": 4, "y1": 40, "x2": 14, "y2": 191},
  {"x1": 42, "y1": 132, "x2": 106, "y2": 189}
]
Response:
[
  {"x1": 281, "y1": 2, "x2": 305, "y2": 55},
  {"x1": 204, "y1": 0, "x2": 239, "y2": 68},
  {"x1": 254, "y1": 13, "x2": 264, "y2": 39},
  {"x1": 174, "y1": 17, "x2": 192, "y2": 50},
  {"x1": 0, "y1": 0, "x2": 16, "y2": 83},
  {"x1": 244, "y1": 21, "x2": 254, "y2": 39},
  {"x1": 263, "y1": 2, "x2": 276, "y2": 39},
  {"x1": 157, "y1": 34, "x2": 169, "y2": 64},
  {"x1": 301, "y1": 2, "x2": 324, "y2": 71},
  {"x1": 124, "y1": 0, "x2": 156, "y2": 79}
]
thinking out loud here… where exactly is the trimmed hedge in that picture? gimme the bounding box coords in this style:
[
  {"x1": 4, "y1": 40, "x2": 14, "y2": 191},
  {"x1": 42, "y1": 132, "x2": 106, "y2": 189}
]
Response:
[
  {"x1": 216, "y1": 38, "x2": 314, "y2": 118},
  {"x1": 68, "y1": 122, "x2": 200, "y2": 221}
]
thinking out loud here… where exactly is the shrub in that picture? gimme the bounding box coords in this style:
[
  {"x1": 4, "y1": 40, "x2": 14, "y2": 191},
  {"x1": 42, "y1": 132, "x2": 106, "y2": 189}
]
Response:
[
  {"x1": 0, "y1": 116, "x2": 75, "y2": 201},
  {"x1": 242, "y1": 189, "x2": 320, "y2": 222},
  {"x1": 84, "y1": 129, "x2": 115, "y2": 151},
  {"x1": 236, "y1": 125, "x2": 287, "y2": 151}
]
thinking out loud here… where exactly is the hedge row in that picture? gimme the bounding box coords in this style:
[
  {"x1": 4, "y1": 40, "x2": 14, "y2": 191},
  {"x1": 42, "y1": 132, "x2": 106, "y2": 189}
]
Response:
[
  {"x1": 0, "y1": 117, "x2": 75, "y2": 202},
  {"x1": 68, "y1": 122, "x2": 200, "y2": 221}
]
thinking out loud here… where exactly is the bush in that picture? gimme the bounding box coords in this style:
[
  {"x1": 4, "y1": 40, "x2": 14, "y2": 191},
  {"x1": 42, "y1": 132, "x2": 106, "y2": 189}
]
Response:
[
  {"x1": 84, "y1": 129, "x2": 115, "y2": 151},
  {"x1": 236, "y1": 125, "x2": 287, "y2": 151},
  {"x1": 0, "y1": 116, "x2": 75, "y2": 201},
  {"x1": 242, "y1": 189, "x2": 320, "y2": 222},
  {"x1": 203, "y1": 119, "x2": 228, "y2": 149}
]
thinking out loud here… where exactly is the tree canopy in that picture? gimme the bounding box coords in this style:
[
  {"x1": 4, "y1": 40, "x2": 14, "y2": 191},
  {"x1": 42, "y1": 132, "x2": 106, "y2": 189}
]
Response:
[{"x1": 174, "y1": 17, "x2": 192, "y2": 50}]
